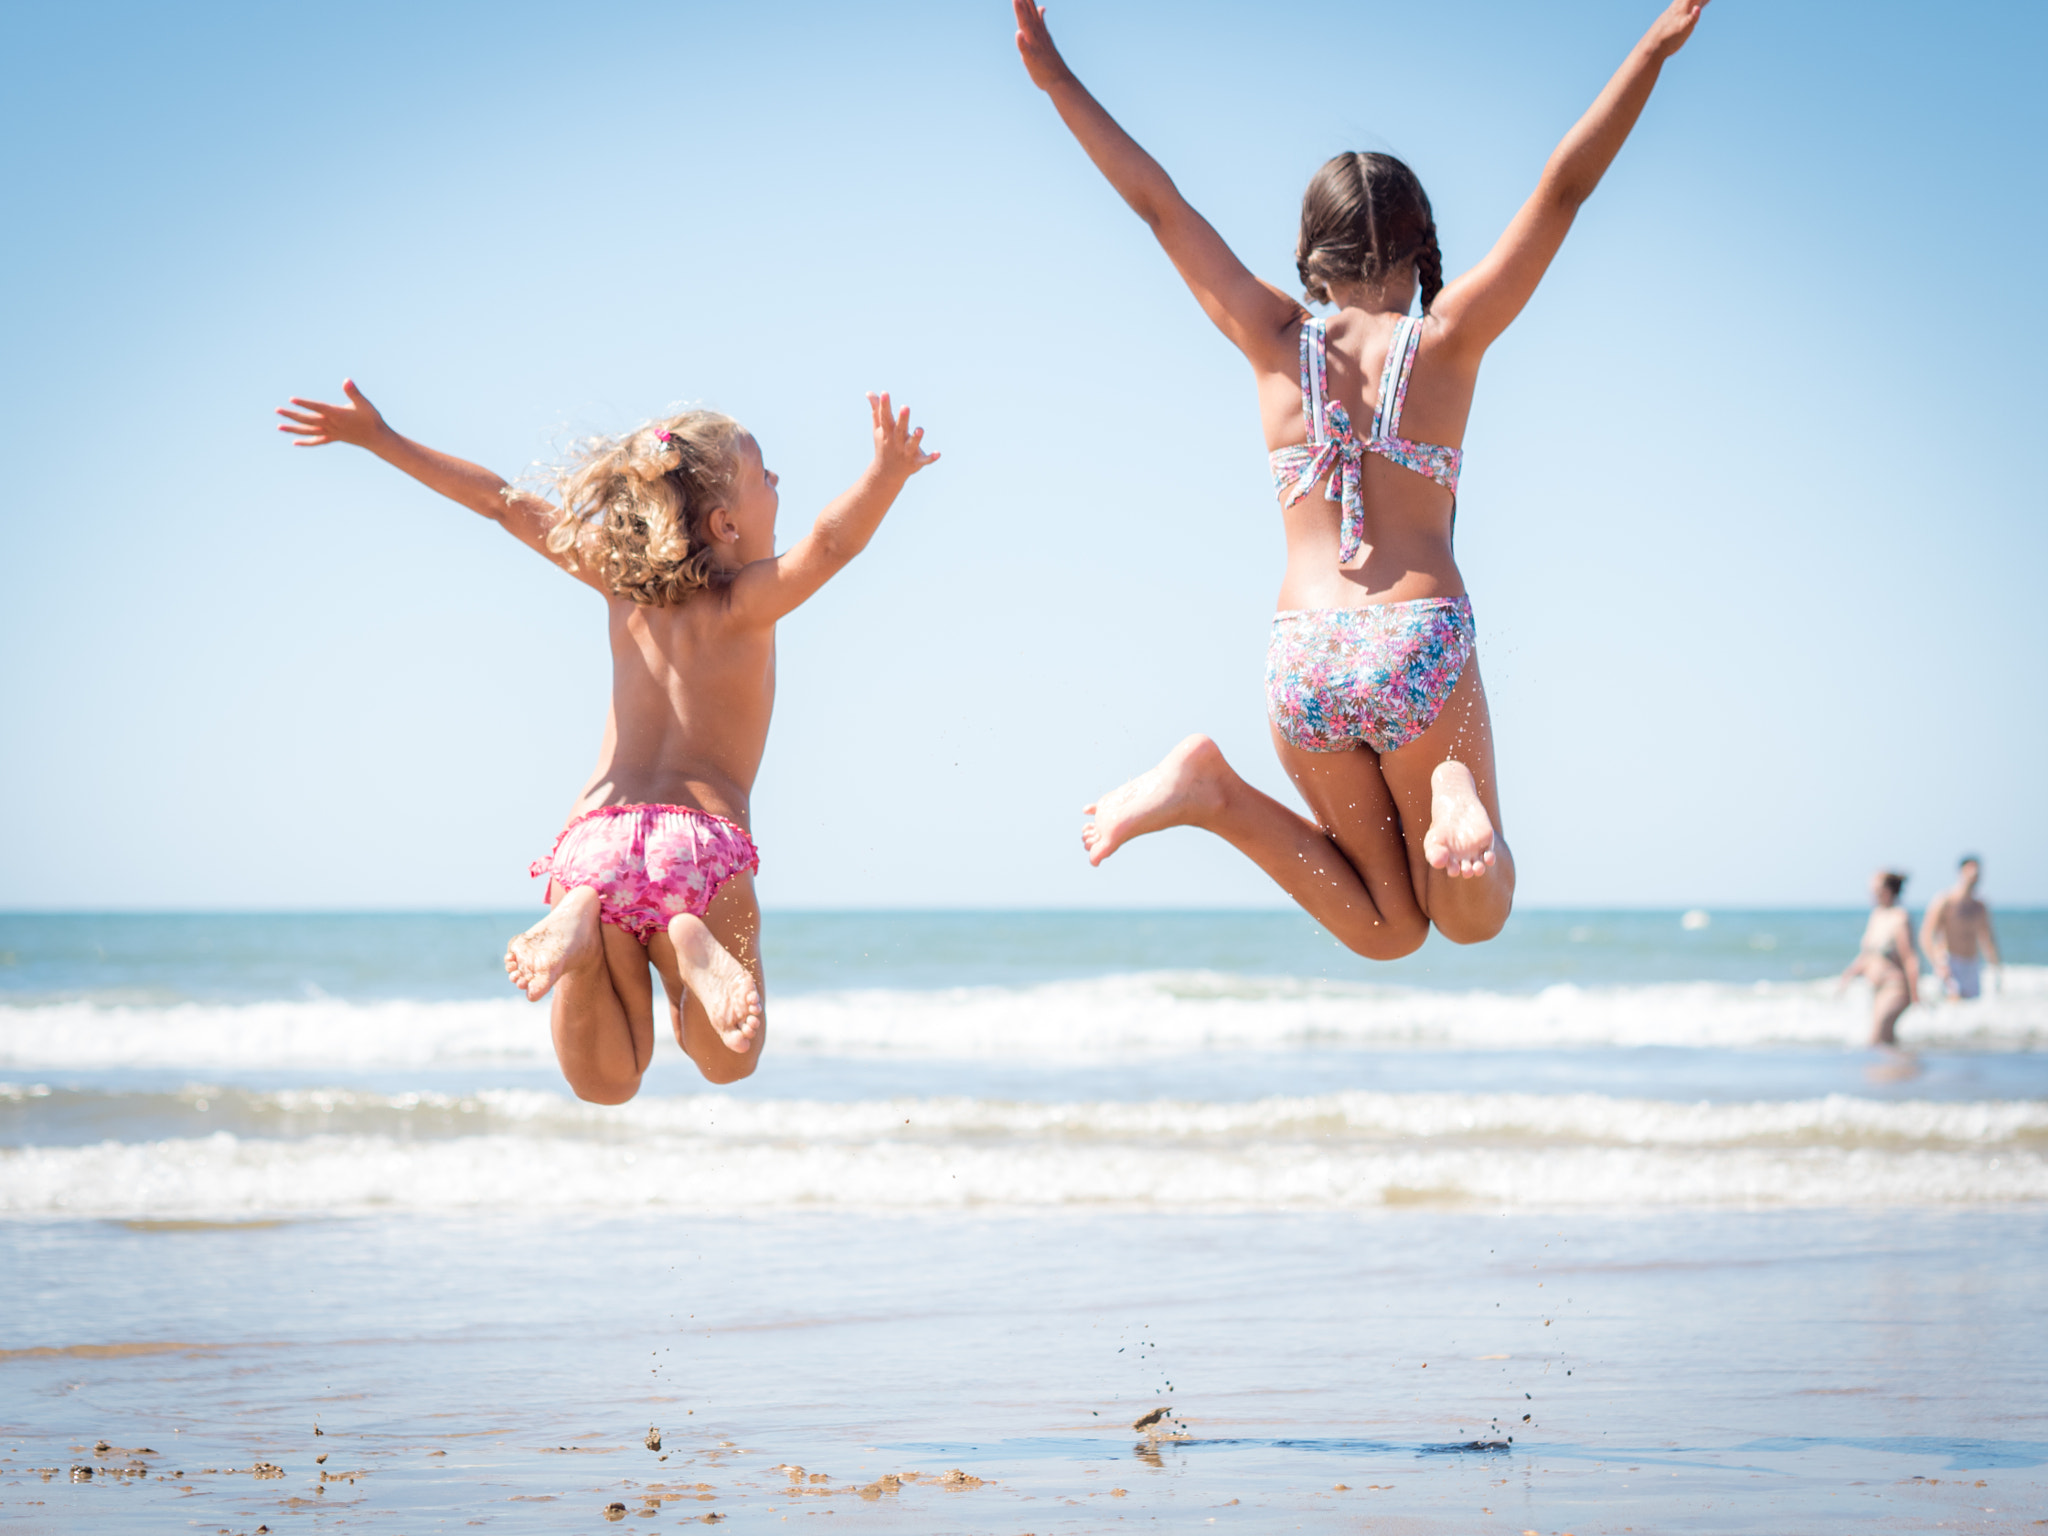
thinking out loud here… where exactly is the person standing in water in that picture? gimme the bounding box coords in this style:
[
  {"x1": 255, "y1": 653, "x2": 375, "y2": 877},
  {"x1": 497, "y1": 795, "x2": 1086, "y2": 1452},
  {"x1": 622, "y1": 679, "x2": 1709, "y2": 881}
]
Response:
[
  {"x1": 1841, "y1": 871, "x2": 1920, "y2": 1047},
  {"x1": 1920, "y1": 856, "x2": 2002, "y2": 1000},
  {"x1": 1013, "y1": 0, "x2": 1712, "y2": 958}
]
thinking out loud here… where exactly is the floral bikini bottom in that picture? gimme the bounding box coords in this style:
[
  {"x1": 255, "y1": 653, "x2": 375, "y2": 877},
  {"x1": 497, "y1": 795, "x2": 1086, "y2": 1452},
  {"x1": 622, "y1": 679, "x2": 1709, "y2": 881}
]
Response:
[
  {"x1": 530, "y1": 804, "x2": 759, "y2": 944},
  {"x1": 1265, "y1": 598, "x2": 1475, "y2": 755}
]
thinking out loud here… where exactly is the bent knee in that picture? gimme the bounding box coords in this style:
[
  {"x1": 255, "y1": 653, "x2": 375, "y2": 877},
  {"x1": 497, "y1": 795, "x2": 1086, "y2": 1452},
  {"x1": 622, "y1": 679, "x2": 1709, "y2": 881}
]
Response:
[
  {"x1": 569, "y1": 1075, "x2": 642, "y2": 1106},
  {"x1": 1434, "y1": 903, "x2": 1511, "y2": 947},
  {"x1": 694, "y1": 1045, "x2": 762, "y2": 1086},
  {"x1": 1331, "y1": 913, "x2": 1429, "y2": 962}
]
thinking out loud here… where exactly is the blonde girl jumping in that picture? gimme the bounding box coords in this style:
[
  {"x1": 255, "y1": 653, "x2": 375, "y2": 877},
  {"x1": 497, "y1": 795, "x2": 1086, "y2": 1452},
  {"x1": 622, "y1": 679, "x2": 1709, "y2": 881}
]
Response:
[
  {"x1": 277, "y1": 385, "x2": 937, "y2": 1099},
  {"x1": 1016, "y1": 0, "x2": 1710, "y2": 957}
]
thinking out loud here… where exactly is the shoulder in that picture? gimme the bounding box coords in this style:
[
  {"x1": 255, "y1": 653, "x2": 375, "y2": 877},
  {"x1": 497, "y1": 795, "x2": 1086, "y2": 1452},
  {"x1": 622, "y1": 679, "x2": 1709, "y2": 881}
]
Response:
[
  {"x1": 1416, "y1": 309, "x2": 1483, "y2": 373},
  {"x1": 1248, "y1": 298, "x2": 1308, "y2": 374},
  {"x1": 699, "y1": 568, "x2": 781, "y2": 634},
  {"x1": 1252, "y1": 277, "x2": 1310, "y2": 326},
  {"x1": 666, "y1": 578, "x2": 738, "y2": 624}
]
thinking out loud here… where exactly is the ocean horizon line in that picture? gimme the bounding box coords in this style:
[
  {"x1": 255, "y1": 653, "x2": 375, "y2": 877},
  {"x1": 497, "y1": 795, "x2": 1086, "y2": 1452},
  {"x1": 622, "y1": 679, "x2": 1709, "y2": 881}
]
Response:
[{"x1": 6, "y1": 904, "x2": 2038, "y2": 919}]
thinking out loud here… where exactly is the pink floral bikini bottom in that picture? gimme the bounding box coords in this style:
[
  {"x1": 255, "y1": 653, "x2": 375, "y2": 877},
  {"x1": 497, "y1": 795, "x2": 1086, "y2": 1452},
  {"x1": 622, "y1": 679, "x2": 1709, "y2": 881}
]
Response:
[
  {"x1": 530, "y1": 804, "x2": 759, "y2": 944},
  {"x1": 1265, "y1": 597, "x2": 1475, "y2": 755}
]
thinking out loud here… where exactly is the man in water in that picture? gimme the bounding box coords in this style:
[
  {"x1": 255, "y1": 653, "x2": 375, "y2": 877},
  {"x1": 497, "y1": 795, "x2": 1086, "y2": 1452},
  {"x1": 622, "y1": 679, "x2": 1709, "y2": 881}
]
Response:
[{"x1": 1919, "y1": 856, "x2": 2002, "y2": 1000}]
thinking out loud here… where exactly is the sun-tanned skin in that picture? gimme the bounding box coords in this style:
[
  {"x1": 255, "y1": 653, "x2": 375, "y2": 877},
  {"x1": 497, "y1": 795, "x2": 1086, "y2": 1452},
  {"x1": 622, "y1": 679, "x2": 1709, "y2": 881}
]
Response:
[
  {"x1": 1019, "y1": 0, "x2": 1708, "y2": 949},
  {"x1": 276, "y1": 384, "x2": 936, "y2": 1099},
  {"x1": 1920, "y1": 859, "x2": 2001, "y2": 999}
]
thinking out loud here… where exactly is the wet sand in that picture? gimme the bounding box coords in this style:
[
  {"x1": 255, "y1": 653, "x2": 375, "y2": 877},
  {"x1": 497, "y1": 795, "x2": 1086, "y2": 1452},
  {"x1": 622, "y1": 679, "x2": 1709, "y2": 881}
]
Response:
[{"x1": 3, "y1": 1208, "x2": 2043, "y2": 1533}]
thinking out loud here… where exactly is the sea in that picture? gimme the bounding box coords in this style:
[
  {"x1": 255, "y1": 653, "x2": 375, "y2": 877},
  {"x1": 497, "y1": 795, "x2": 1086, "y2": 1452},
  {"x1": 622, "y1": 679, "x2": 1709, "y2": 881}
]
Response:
[{"x1": 3, "y1": 908, "x2": 2044, "y2": 1533}]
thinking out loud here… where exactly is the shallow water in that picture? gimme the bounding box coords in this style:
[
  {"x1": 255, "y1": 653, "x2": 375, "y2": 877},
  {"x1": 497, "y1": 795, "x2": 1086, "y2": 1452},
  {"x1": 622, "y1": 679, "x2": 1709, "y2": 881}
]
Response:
[
  {"x1": 7, "y1": 907, "x2": 2043, "y2": 1004},
  {"x1": 2, "y1": 910, "x2": 2043, "y2": 1531},
  {"x1": 4, "y1": 1211, "x2": 2043, "y2": 1533}
]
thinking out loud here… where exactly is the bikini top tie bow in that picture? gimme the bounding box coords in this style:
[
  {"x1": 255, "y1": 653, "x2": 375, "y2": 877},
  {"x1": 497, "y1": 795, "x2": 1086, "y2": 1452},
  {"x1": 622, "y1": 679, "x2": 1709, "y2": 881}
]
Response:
[
  {"x1": 1267, "y1": 317, "x2": 1463, "y2": 567},
  {"x1": 1276, "y1": 400, "x2": 1370, "y2": 563}
]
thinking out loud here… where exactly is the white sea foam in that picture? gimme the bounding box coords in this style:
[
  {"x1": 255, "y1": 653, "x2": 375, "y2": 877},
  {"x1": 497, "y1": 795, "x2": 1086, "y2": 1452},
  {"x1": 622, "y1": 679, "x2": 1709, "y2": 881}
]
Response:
[
  {"x1": 3, "y1": 966, "x2": 2046, "y2": 1069},
  {"x1": 10, "y1": 1082, "x2": 2030, "y2": 1149},
  {"x1": 3, "y1": 1126, "x2": 2037, "y2": 1218},
  {"x1": 775, "y1": 968, "x2": 2048, "y2": 1057},
  {"x1": 0, "y1": 997, "x2": 543, "y2": 1069},
  {"x1": 2, "y1": 1086, "x2": 2041, "y2": 1217}
]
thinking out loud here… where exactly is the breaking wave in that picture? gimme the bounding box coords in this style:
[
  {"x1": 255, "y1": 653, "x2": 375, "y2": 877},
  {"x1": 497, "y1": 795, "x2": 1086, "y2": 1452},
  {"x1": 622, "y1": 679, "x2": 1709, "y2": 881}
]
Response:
[
  {"x1": 3, "y1": 966, "x2": 2045, "y2": 1069},
  {"x1": 3, "y1": 1084, "x2": 2040, "y2": 1217}
]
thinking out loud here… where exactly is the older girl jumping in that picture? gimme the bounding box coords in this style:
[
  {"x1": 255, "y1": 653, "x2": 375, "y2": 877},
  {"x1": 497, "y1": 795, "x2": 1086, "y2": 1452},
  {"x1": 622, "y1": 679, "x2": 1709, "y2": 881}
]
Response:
[{"x1": 1016, "y1": 0, "x2": 1711, "y2": 956}]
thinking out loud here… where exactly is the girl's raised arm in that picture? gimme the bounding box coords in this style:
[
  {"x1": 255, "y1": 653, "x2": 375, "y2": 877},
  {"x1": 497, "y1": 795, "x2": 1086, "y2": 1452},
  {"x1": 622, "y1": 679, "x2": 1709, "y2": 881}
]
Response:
[
  {"x1": 1015, "y1": 0, "x2": 1299, "y2": 362},
  {"x1": 276, "y1": 381, "x2": 608, "y2": 593},
  {"x1": 1433, "y1": 0, "x2": 1710, "y2": 358},
  {"x1": 725, "y1": 393, "x2": 938, "y2": 628}
]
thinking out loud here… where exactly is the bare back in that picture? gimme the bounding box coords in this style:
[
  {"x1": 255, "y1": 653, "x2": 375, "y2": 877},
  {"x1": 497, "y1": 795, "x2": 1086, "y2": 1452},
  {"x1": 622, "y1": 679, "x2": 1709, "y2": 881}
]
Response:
[
  {"x1": 569, "y1": 591, "x2": 776, "y2": 829},
  {"x1": 1251, "y1": 308, "x2": 1473, "y2": 612}
]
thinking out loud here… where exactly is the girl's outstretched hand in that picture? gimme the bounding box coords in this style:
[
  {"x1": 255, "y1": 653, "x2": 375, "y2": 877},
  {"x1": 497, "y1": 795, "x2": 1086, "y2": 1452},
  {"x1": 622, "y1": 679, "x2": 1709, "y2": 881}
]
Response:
[
  {"x1": 1644, "y1": 0, "x2": 1709, "y2": 59},
  {"x1": 1013, "y1": 0, "x2": 1074, "y2": 91},
  {"x1": 867, "y1": 392, "x2": 940, "y2": 479},
  {"x1": 275, "y1": 379, "x2": 392, "y2": 449}
]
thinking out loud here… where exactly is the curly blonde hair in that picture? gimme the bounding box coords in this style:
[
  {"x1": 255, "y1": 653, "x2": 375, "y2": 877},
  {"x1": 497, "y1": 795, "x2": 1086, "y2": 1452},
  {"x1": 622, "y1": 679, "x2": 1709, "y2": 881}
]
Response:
[{"x1": 542, "y1": 410, "x2": 746, "y2": 606}]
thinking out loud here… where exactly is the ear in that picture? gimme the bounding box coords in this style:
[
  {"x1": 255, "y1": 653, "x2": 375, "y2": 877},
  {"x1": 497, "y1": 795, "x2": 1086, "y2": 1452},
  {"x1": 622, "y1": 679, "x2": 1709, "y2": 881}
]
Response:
[{"x1": 706, "y1": 507, "x2": 741, "y2": 545}]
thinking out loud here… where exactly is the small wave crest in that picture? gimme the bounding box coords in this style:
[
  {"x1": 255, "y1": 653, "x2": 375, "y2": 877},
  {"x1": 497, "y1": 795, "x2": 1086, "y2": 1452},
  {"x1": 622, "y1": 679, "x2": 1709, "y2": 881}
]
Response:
[
  {"x1": 8, "y1": 1081, "x2": 2042, "y2": 1148},
  {"x1": 3, "y1": 967, "x2": 2046, "y2": 1069},
  {"x1": 2, "y1": 1086, "x2": 2040, "y2": 1217},
  {"x1": 3, "y1": 1128, "x2": 2037, "y2": 1218}
]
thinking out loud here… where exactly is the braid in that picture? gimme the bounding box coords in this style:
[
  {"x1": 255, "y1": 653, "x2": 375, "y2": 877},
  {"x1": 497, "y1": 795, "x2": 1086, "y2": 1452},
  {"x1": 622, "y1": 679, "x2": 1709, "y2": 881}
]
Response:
[
  {"x1": 1415, "y1": 225, "x2": 1444, "y2": 314},
  {"x1": 1297, "y1": 151, "x2": 1438, "y2": 309},
  {"x1": 1294, "y1": 250, "x2": 1330, "y2": 307}
]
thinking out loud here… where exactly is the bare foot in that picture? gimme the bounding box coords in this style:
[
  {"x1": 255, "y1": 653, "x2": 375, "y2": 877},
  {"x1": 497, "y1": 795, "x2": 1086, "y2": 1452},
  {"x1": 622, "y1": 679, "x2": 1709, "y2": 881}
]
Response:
[
  {"x1": 1423, "y1": 759, "x2": 1497, "y2": 878},
  {"x1": 1081, "y1": 734, "x2": 1230, "y2": 867},
  {"x1": 504, "y1": 886, "x2": 602, "y2": 1001},
  {"x1": 668, "y1": 914, "x2": 764, "y2": 1055}
]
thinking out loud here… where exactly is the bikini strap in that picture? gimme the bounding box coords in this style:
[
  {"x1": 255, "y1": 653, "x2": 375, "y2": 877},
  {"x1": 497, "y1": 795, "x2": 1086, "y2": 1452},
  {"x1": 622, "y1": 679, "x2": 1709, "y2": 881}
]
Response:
[
  {"x1": 1372, "y1": 315, "x2": 1424, "y2": 440},
  {"x1": 1299, "y1": 318, "x2": 1329, "y2": 446}
]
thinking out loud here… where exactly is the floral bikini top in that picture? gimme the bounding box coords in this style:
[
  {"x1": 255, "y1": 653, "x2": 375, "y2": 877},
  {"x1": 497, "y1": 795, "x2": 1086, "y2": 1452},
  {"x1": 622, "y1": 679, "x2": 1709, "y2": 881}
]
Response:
[{"x1": 1269, "y1": 315, "x2": 1462, "y2": 564}]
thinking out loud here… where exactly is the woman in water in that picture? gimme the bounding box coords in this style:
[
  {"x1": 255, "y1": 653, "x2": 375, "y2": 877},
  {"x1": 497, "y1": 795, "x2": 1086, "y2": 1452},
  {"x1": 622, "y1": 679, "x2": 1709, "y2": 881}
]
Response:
[{"x1": 1842, "y1": 870, "x2": 1921, "y2": 1047}]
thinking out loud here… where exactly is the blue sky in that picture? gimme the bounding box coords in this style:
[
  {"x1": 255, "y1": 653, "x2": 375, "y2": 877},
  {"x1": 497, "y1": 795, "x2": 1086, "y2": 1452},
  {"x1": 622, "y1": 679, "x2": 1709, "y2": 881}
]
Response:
[{"x1": 2, "y1": 0, "x2": 2043, "y2": 911}]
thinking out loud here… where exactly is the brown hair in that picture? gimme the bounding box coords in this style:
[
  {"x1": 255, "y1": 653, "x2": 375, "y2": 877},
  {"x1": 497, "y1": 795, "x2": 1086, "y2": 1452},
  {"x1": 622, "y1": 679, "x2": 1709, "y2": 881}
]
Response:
[
  {"x1": 1296, "y1": 152, "x2": 1443, "y2": 313},
  {"x1": 1879, "y1": 871, "x2": 1907, "y2": 899},
  {"x1": 541, "y1": 410, "x2": 744, "y2": 606}
]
